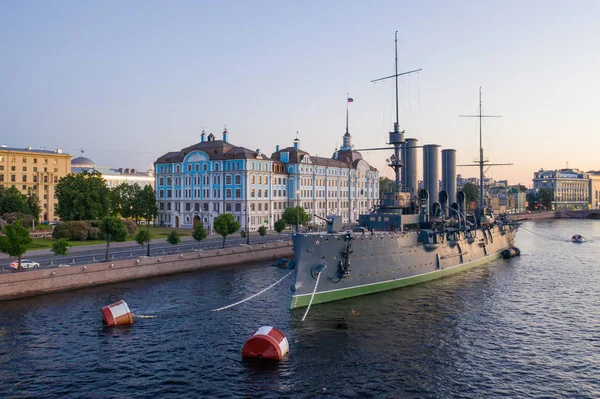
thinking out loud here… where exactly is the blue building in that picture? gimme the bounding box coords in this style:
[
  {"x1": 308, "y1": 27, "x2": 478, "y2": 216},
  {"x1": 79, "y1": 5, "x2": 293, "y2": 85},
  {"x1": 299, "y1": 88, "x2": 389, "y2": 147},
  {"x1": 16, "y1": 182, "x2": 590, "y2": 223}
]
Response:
[{"x1": 154, "y1": 128, "x2": 379, "y2": 232}]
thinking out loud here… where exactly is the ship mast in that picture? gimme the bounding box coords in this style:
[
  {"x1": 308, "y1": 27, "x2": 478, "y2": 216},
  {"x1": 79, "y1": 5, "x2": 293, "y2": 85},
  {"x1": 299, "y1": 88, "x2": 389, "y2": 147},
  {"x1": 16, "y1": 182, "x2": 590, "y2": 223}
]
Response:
[
  {"x1": 371, "y1": 32, "x2": 421, "y2": 193},
  {"x1": 459, "y1": 87, "x2": 509, "y2": 209}
]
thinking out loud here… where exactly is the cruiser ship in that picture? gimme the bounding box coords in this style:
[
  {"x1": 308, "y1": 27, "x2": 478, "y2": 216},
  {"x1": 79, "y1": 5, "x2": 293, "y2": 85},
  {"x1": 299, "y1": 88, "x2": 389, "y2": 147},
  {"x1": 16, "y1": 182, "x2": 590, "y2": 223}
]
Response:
[{"x1": 290, "y1": 34, "x2": 519, "y2": 309}]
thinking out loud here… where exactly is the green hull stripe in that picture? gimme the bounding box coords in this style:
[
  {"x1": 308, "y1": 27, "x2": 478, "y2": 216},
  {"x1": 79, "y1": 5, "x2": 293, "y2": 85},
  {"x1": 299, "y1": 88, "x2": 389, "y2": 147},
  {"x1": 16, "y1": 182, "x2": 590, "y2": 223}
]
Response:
[{"x1": 290, "y1": 251, "x2": 503, "y2": 309}]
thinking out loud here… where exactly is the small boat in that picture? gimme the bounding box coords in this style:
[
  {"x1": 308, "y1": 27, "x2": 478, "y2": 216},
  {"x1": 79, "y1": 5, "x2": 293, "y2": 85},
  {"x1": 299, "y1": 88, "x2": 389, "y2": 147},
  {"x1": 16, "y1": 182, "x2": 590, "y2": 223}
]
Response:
[{"x1": 571, "y1": 234, "x2": 586, "y2": 243}]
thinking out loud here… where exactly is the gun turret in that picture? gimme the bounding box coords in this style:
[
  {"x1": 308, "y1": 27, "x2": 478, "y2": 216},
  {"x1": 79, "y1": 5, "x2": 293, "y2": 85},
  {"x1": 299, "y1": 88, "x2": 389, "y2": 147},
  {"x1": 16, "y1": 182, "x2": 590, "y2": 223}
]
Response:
[{"x1": 314, "y1": 214, "x2": 342, "y2": 233}]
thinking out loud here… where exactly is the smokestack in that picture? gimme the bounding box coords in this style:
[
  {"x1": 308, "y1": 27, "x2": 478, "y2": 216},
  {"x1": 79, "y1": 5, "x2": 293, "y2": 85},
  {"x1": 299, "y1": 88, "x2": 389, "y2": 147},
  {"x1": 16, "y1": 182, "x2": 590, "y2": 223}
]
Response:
[
  {"x1": 442, "y1": 149, "x2": 457, "y2": 206},
  {"x1": 402, "y1": 138, "x2": 418, "y2": 198},
  {"x1": 423, "y1": 144, "x2": 440, "y2": 211},
  {"x1": 275, "y1": 144, "x2": 280, "y2": 152}
]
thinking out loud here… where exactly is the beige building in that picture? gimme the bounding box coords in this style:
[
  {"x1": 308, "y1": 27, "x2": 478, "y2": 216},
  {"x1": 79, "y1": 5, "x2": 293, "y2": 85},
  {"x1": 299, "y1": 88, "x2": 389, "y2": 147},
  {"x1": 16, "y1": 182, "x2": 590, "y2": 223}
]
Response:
[{"x1": 0, "y1": 146, "x2": 72, "y2": 221}]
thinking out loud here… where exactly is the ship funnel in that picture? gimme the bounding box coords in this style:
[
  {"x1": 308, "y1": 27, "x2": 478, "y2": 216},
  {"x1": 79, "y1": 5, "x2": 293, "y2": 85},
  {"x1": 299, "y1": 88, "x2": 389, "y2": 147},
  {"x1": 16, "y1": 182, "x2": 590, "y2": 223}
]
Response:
[
  {"x1": 423, "y1": 145, "x2": 440, "y2": 211},
  {"x1": 438, "y1": 190, "x2": 448, "y2": 217},
  {"x1": 431, "y1": 202, "x2": 442, "y2": 217},
  {"x1": 441, "y1": 149, "x2": 457, "y2": 206},
  {"x1": 402, "y1": 138, "x2": 419, "y2": 198}
]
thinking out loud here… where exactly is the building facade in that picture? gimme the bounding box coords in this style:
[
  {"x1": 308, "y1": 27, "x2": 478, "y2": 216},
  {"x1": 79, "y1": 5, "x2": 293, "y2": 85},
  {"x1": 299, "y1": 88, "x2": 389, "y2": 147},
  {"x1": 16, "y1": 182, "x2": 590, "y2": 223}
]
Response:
[
  {"x1": 154, "y1": 129, "x2": 379, "y2": 232},
  {"x1": 533, "y1": 168, "x2": 589, "y2": 210},
  {"x1": 71, "y1": 156, "x2": 154, "y2": 189},
  {"x1": 0, "y1": 146, "x2": 72, "y2": 221}
]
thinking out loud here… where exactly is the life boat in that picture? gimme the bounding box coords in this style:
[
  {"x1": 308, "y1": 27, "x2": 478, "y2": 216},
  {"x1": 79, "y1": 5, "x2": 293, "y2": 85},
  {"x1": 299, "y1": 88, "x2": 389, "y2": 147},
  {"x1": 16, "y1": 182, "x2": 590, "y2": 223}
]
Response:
[{"x1": 571, "y1": 234, "x2": 586, "y2": 243}]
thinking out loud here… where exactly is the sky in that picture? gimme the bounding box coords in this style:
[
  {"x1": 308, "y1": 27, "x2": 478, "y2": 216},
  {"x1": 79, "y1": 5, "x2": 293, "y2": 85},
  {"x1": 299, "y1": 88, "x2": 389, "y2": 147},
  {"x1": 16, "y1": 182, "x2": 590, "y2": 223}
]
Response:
[{"x1": 1, "y1": 0, "x2": 599, "y2": 187}]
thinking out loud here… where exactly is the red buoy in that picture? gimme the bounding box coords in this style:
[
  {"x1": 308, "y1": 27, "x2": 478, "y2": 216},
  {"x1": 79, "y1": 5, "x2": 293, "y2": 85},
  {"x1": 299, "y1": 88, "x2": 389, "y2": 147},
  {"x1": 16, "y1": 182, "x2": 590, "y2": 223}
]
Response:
[
  {"x1": 101, "y1": 300, "x2": 134, "y2": 326},
  {"x1": 242, "y1": 326, "x2": 289, "y2": 360}
]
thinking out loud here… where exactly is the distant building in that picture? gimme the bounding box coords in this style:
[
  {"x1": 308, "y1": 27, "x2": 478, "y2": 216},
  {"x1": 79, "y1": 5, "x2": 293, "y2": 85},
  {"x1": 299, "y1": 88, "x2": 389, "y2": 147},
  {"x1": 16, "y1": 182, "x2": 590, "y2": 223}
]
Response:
[
  {"x1": 70, "y1": 156, "x2": 154, "y2": 189},
  {"x1": 154, "y1": 128, "x2": 379, "y2": 231},
  {"x1": 586, "y1": 171, "x2": 600, "y2": 209},
  {"x1": 0, "y1": 145, "x2": 72, "y2": 221},
  {"x1": 533, "y1": 168, "x2": 589, "y2": 210}
]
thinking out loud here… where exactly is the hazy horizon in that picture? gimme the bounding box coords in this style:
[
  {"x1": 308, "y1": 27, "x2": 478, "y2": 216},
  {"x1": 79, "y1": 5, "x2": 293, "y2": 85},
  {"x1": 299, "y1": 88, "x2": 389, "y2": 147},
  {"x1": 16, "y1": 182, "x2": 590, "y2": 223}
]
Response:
[{"x1": 1, "y1": 1, "x2": 598, "y2": 187}]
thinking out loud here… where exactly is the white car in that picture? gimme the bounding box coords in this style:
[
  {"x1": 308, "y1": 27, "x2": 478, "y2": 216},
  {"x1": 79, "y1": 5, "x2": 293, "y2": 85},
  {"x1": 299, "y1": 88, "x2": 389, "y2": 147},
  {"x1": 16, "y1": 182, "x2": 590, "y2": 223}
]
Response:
[{"x1": 9, "y1": 260, "x2": 41, "y2": 271}]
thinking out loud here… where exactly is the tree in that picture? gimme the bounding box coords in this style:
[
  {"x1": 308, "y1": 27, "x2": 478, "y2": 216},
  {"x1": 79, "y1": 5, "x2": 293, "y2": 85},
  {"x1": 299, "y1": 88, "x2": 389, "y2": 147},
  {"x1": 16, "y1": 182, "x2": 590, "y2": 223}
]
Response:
[
  {"x1": 26, "y1": 189, "x2": 41, "y2": 221},
  {"x1": 134, "y1": 229, "x2": 151, "y2": 255},
  {"x1": 281, "y1": 206, "x2": 311, "y2": 228},
  {"x1": 110, "y1": 183, "x2": 138, "y2": 218},
  {"x1": 135, "y1": 185, "x2": 158, "y2": 255},
  {"x1": 192, "y1": 222, "x2": 208, "y2": 242},
  {"x1": 0, "y1": 221, "x2": 32, "y2": 270},
  {"x1": 274, "y1": 219, "x2": 286, "y2": 234},
  {"x1": 538, "y1": 187, "x2": 554, "y2": 209},
  {"x1": 462, "y1": 183, "x2": 479, "y2": 209},
  {"x1": 526, "y1": 191, "x2": 538, "y2": 210},
  {"x1": 213, "y1": 213, "x2": 241, "y2": 248},
  {"x1": 379, "y1": 177, "x2": 396, "y2": 198},
  {"x1": 51, "y1": 238, "x2": 70, "y2": 266},
  {"x1": 0, "y1": 187, "x2": 30, "y2": 216},
  {"x1": 167, "y1": 230, "x2": 181, "y2": 249},
  {"x1": 258, "y1": 225, "x2": 267, "y2": 237},
  {"x1": 99, "y1": 216, "x2": 128, "y2": 262},
  {"x1": 56, "y1": 171, "x2": 110, "y2": 221}
]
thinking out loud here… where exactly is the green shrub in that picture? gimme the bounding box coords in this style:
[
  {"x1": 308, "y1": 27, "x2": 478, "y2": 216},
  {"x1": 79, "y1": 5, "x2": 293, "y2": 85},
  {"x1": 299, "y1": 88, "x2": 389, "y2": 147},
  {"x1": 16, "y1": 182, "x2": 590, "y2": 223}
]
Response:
[
  {"x1": 52, "y1": 221, "x2": 90, "y2": 241},
  {"x1": 87, "y1": 227, "x2": 103, "y2": 240},
  {"x1": 122, "y1": 219, "x2": 138, "y2": 235},
  {"x1": 1, "y1": 212, "x2": 34, "y2": 228}
]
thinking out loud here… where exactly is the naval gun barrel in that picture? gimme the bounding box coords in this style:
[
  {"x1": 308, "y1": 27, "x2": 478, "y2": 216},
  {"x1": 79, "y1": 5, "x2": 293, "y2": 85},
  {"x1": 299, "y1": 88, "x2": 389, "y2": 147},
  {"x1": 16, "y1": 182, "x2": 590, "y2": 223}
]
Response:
[{"x1": 313, "y1": 214, "x2": 332, "y2": 223}]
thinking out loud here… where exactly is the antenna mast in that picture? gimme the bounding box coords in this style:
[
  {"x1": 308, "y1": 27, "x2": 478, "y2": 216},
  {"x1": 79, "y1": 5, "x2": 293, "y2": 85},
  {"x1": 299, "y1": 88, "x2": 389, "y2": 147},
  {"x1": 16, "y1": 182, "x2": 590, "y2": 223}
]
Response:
[
  {"x1": 459, "y1": 87, "x2": 509, "y2": 209},
  {"x1": 371, "y1": 32, "x2": 421, "y2": 193}
]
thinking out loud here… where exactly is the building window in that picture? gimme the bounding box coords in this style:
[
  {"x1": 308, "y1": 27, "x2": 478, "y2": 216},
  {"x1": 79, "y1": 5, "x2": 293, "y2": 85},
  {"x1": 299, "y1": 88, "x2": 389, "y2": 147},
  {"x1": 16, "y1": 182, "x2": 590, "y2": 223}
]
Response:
[
  {"x1": 186, "y1": 203, "x2": 191, "y2": 211},
  {"x1": 235, "y1": 175, "x2": 241, "y2": 185},
  {"x1": 226, "y1": 203, "x2": 232, "y2": 212},
  {"x1": 251, "y1": 189, "x2": 255, "y2": 198},
  {"x1": 226, "y1": 188, "x2": 232, "y2": 199},
  {"x1": 258, "y1": 203, "x2": 262, "y2": 211},
  {"x1": 226, "y1": 175, "x2": 232, "y2": 185},
  {"x1": 187, "y1": 164, "x2": 192, "y2": 172},
  {"x1": 195, "y1": 203, "x2": 200, "y2": 212},
  {"x1": 159, "y1": 190, "x2": 164, "y2": 198},
  {"x1": 265, "y1": 203, "x2": 269, "y2": 211},
  {"x1": 258, "y1": 176, "x2": 262, "y2": 184},
  {"x1": 251, "y1": 203, "x2": 255, "y2": 211},
  {"x1": 258, "y1": 189, "x2": 262, "y2": 198},
  {"x1": 235, "y1": 203, "x2": 241, "y2": 212},
  {"x1": 167, "y1": 190, "x2": 172, "y2": 198},
  {"x1": 11, "y1": 175, "x2": 15, "y2": 182},
  {"x1": 235, "y1": 188, "x2": 241, "y2": 198},
  {"x1": 250, "y1": 175, "x2": 255, "y2": 184},
  {"x1": 22, "y1": 175, "x2": 27, "y2": 182},
  {"x1": 203, "y1": 203, "x2": 209, "y2": 211},
  {"x1": 11, "y1": 166, "x2": 15, "y2": 171},
  {"x1": 159, "y1": 177, "x2": 164, "y2": 186}
]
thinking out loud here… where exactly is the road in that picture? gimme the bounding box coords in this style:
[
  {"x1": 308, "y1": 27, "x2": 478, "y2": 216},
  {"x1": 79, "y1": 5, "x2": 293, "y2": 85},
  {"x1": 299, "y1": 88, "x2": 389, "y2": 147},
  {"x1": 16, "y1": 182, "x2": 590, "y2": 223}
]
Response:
[{"x1": 0, "y1": 233, "x2": 292, "y2": 273}]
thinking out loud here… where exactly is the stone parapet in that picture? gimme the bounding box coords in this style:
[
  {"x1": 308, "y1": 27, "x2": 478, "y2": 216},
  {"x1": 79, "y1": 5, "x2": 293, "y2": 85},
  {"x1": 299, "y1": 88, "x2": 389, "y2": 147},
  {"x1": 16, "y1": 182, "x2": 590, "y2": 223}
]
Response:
[{"x1": 0, "y1": 241, "x2": 293, "y2": 302}]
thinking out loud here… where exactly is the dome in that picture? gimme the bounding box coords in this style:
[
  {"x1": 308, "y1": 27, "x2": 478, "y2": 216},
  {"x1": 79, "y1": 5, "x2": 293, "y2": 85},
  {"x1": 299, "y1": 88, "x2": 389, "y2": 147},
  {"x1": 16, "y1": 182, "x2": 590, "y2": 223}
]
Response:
[{"x1": 71, "y1": 156, "x2": 96, "y2": 167}]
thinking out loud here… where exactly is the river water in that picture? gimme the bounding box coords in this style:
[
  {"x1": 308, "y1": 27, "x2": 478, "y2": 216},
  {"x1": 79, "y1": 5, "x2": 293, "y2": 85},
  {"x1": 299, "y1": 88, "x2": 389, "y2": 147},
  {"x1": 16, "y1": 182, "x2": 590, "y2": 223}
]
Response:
[{"x1": 1, "y1": 219, "x2": 599, "y2": 398}]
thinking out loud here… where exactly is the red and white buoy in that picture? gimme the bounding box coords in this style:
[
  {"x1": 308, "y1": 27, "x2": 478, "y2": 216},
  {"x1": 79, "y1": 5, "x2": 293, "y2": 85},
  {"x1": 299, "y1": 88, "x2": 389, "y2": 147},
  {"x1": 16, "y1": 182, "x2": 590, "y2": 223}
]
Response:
[
  {"x1": 101, "y1": 300, "x2": 134, "y2": 326},
  {"x1": 242, "y1": 326, "x2": 289, "y2": 360}
]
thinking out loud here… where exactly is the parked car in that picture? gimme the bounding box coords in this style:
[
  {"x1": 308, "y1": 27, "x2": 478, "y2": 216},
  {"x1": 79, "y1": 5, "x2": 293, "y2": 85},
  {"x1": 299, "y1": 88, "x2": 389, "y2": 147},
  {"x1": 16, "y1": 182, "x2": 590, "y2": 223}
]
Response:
[{"x1": 9, "y1": 260, "x2": 41, "y2": 271}]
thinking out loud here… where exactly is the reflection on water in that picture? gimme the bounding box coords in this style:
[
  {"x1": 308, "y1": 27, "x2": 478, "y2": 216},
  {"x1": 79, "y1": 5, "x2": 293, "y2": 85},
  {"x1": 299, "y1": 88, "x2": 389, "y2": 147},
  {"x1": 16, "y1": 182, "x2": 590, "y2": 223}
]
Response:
[{"x1": 1, "y1": 220, "x2": 600, "y2": 398}]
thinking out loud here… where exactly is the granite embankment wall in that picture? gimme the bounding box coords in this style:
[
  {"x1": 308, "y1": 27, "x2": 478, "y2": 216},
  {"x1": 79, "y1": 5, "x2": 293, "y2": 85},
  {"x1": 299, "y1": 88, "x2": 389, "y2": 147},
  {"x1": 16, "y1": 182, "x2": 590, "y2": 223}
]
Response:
[{"x1": 0, "y1": 241, "x2": 293, "y2": 302}]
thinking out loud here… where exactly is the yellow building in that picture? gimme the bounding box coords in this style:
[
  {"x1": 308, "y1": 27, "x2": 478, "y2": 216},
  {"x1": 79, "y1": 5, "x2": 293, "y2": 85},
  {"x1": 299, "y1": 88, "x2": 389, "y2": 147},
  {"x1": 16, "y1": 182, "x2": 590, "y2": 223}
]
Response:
[{"x1": 0, "y1": 146, "x2": 72, "y2": 221}]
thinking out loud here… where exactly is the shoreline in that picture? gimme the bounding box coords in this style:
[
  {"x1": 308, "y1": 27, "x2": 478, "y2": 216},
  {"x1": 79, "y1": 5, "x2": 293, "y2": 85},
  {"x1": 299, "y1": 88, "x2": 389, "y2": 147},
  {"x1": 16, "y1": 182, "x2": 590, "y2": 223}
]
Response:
[{"x1": 0, "y1": 241, "x2": 293, "y2": 302}]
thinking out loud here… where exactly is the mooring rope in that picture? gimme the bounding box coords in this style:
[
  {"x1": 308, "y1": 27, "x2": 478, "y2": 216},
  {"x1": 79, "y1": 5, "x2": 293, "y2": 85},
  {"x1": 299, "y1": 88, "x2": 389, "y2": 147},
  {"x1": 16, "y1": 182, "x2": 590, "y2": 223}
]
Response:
[
  {"x1": 132, "y1": 314, "x2": 156, "y2": 319},
  {"x1": 519, "y1": 225, "x2": 569, "y2": 242},
  {"x1": 302, "y1": 270, "x2": 323, "y2": 322},
  {"x1": 211, "y1": 270, "x2": 294, "y2": 312}
]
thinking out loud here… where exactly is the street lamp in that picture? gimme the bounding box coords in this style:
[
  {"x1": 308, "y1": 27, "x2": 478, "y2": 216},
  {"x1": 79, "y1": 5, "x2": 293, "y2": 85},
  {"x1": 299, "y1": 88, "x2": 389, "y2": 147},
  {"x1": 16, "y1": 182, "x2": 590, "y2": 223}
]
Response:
[{"x1": 296, "y1": 189, "x2": 300, "y2": 232}]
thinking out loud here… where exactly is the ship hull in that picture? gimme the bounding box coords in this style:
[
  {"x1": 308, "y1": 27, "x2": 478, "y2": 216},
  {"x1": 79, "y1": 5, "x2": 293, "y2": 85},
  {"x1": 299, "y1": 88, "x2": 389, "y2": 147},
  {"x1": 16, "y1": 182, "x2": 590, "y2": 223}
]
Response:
[{"x1": 290, "y1": 226, "x2": 516, "y2": 309}]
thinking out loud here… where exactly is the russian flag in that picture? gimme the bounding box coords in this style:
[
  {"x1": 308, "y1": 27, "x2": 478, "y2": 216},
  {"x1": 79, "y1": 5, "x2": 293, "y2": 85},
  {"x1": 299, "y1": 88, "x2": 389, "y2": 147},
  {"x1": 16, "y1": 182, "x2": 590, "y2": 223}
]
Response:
[{"x1": 347, "y1": 97, "x2": 354, "y2": 103}]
